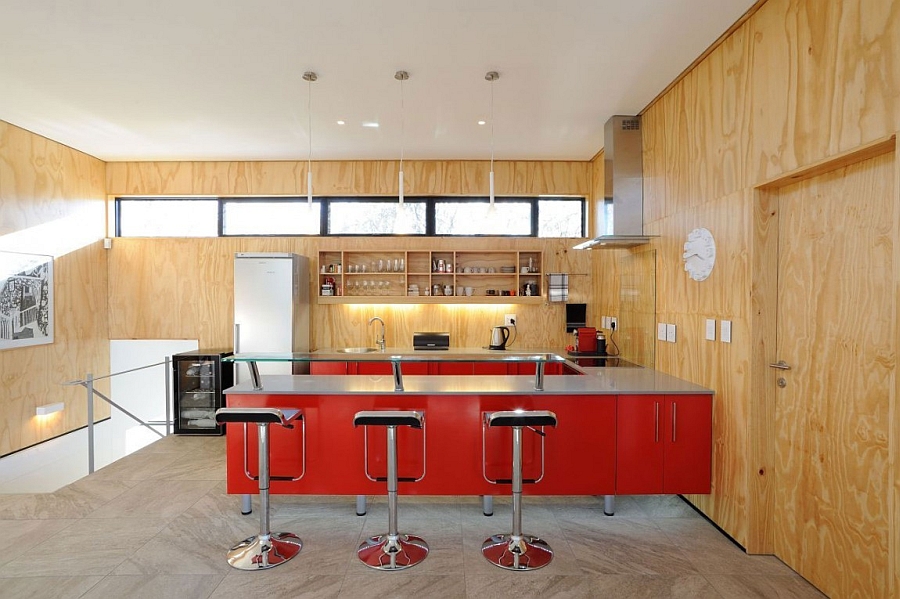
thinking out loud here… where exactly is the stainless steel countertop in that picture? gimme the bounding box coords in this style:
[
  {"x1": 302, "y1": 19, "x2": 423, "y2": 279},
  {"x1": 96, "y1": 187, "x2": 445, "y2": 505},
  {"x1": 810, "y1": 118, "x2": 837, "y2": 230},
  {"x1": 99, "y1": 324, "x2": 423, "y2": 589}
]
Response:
[
  {"x1": 225, "y1": 368, "x2": 713, "y2": 396},
  {"x1": 228, "y1": 348, "x2": 569, "y2": 363}
]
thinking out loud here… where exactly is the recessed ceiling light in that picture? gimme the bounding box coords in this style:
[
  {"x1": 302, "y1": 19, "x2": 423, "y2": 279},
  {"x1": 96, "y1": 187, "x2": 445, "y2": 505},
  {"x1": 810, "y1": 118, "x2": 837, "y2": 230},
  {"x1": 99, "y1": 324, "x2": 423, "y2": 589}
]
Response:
[
  {"x1": 362, "y1": 122, "x2": 379, "y2": 128},
  {"x1": 336, "y1": 120, "x2": 345, "y2": 125},
  {"x1": 478, "y1": 120, "x2": 486, "y2": 125}
]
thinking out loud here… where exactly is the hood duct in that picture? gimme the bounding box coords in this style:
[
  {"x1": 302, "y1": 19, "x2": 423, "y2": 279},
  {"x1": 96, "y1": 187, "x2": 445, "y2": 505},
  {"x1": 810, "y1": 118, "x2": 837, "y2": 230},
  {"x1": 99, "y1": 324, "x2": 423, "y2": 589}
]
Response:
[{"x1": 574, "y1": 115, "x2": 654, "y2": 249}]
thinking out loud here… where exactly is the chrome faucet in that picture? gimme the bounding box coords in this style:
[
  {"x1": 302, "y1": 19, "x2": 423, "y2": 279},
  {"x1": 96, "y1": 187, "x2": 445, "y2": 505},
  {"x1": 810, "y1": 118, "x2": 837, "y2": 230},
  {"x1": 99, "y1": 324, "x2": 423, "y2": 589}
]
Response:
[{"x1": 368, "y1": 316, "x2": 386, "y2": 351}]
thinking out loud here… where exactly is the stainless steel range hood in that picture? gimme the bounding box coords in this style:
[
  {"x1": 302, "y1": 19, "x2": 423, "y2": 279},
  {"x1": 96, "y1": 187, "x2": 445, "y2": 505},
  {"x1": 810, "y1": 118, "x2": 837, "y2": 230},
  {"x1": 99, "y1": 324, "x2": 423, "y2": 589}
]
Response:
[{"x1": 574, "y1": 115, "x2": 654, "y2": 249}]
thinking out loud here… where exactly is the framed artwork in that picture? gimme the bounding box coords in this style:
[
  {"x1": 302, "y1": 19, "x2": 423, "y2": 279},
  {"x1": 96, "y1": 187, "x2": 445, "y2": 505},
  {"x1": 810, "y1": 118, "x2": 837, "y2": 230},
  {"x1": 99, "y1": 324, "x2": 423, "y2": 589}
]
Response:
[{"x1": 0, "y1": 252, "x2": 54, "y2": 350}]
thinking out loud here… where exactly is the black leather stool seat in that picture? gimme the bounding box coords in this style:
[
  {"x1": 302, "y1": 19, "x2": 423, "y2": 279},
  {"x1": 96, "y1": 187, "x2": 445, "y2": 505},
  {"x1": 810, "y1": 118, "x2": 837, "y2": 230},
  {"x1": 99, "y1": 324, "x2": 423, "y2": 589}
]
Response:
[
  {"x1": 486, "y1": 410, "x2": 557, "y2": 428},
  {"x1": 354, "y1": 410, "x2": 424, "y2": 428},
  {"x1": 215, "y1": 407, "x2": 301, "y2": 425}
]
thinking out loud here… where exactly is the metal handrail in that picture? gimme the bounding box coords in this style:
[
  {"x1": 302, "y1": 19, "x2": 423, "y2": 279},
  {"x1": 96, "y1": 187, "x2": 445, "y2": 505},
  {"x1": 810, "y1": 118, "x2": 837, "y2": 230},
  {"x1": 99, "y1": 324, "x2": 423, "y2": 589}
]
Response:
[
  {"x1": 64, "y1": 360, "x2": 168, "y2": 384},
  {"x1": 62, "y1": 357, "x2": 172, "y2": 474}
]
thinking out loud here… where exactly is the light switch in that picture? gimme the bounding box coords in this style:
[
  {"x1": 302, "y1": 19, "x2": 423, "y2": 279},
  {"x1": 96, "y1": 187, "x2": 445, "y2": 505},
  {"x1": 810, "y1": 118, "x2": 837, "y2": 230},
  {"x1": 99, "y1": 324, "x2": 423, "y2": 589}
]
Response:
[
  {"x1": 658, "y1": 323, "x2": 667, "y2": 341},
  {"x1": 705, "y1": 319, "x2": 716, "y2": 341},
  {"x1": 721, "y1": 320, "x2": 732, "y2": 343},
  {"x1": 666, "y1": 323, "x2": 676, "y2": 343}
]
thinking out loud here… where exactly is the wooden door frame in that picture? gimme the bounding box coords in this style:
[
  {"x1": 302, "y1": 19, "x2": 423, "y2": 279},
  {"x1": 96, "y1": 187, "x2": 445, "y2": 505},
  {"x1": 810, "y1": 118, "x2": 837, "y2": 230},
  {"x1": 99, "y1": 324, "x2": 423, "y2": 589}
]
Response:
[{"x1": 747, "y1": 135, "x2": 898, "y2": 557}]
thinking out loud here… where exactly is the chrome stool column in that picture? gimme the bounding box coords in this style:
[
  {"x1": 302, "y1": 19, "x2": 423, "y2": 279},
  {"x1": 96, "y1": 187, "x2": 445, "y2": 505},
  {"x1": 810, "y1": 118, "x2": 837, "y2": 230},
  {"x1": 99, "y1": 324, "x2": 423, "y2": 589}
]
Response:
[
  {"x1": 481, "y1": 410, "x2": 557, "y2": 570},
  {"x1": 215, "y1": 407, "x2": 304, "y2": 570},
  {"x1": 353, "y1": 410, "x2": 428, "y2": 570}
]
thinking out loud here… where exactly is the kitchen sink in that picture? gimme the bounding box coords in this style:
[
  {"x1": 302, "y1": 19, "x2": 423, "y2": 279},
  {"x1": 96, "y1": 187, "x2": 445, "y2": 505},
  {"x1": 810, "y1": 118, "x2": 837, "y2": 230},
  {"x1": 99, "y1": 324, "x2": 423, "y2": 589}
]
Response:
[{"x1": 335, "y1": 347, "x2": 379, "y2": 353}]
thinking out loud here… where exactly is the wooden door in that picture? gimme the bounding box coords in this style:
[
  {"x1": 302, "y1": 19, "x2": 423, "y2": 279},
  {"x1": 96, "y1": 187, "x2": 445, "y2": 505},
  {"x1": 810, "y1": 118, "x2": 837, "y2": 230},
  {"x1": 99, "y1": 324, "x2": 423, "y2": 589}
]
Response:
[{"x1": 773, "y1": 151, "x2": 894, "y2": 598}]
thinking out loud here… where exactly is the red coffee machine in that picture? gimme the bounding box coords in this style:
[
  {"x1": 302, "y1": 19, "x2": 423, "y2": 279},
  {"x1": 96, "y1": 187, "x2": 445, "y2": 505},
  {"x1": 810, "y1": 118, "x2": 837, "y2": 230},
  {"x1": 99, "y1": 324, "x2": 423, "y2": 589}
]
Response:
[{"x1": 575, "y1": 327, "x2": 598, "y2": 353}]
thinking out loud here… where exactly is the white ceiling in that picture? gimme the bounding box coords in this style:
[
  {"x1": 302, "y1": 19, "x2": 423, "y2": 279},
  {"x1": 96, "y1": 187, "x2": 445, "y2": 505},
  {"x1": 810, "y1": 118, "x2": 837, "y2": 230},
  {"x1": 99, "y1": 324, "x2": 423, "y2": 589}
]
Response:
[{"x1": 0, "y1": 0, "x2": 754, "y2": 162}]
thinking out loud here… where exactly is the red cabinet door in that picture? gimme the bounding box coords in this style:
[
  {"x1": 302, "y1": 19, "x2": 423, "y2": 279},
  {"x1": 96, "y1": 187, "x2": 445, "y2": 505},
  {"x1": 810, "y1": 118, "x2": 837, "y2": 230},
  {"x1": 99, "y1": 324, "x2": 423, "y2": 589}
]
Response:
[
  {"x1": 663, "y1": 395, "x2": 712, "y2": 494},
  {"x1": 310, "y1": 361, "x2": 349, "y2": 375},
  {"x1": 473, "y1": 362, "x2": 511, "y2": 375},
  {"x1": 616, "y1": 395, "x2": 665, "y2": 494},
  {"x1": 355, "y1": 362, "x2": 393, "y2": 375},
  {"x1": 438, "y1": 362, "x2": 475, "y2": 375}
]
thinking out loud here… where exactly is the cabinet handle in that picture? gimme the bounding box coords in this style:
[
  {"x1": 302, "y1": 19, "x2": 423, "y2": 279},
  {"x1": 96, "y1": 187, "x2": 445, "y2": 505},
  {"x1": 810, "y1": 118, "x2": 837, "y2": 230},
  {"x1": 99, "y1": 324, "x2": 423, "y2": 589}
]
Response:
[
  {"x1": 654, "y1": 401, "x2": 659, "y2": 443},
  {"x1": 234, "y1": 324, "x2": 241, "y2": 353},
  {"x1": 672, "y1": 402, "x2": 677, "y2": 443}
]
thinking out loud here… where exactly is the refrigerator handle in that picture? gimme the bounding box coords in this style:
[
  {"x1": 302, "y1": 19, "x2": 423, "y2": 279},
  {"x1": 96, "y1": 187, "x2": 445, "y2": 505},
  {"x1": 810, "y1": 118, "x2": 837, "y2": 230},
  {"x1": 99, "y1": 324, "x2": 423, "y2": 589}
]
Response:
[{"x1": 234, "y1": 323, "x2": 241, "y2": 353}]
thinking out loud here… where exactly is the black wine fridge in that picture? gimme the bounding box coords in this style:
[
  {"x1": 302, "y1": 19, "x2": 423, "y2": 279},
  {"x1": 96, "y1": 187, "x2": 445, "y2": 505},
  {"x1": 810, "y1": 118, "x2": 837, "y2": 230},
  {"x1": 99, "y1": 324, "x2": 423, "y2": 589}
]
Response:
[{"x1": 172, "y1": 350, "x2": 234, "y2": 435}]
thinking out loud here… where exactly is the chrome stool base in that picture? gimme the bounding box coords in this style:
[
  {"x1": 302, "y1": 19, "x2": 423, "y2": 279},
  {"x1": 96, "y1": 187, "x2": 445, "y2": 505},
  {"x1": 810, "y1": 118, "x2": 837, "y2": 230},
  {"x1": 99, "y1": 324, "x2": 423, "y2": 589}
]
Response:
[
  {"x1": 357, "y1": 533, "x2": 429, "y2": 570},
  {"x1": 481, "y1": 533, "x2": 553, "y2": 570},
  {"x1": 226, "y1": 532, "x2": 303, "y2": 570}
]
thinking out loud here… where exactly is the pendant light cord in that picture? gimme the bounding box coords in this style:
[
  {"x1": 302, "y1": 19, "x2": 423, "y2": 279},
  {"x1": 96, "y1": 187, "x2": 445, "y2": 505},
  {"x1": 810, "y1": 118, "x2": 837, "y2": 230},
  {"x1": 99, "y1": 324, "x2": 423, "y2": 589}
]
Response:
[
  {"x1": 307, "y1": 76, "x2": 312, "y2": 175},
  {"x1": 302, "y1": 71, "x2": 317, "y2": 206},
  {"x1": 490, "y1": 76, "x2": 494, "y2": 173},
  {"x1": 395, "y1": 71, "x2": 409, "y2": 206},
  {"x1": 485, "y1": 71, "x2": 499, "y2": 209}
]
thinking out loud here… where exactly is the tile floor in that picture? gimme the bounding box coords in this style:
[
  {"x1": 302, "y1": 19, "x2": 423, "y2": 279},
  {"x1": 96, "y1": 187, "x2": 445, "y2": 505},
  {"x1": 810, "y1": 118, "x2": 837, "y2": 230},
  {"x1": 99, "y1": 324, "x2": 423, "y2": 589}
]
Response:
[{"x1": 0, "y1": 435, "x2": 825, "y2": 598}]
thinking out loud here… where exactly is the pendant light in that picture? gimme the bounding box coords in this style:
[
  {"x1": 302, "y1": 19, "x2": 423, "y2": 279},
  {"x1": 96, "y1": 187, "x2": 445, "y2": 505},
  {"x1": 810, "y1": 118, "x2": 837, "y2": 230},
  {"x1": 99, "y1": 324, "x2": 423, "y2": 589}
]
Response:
[
  {"x1": 485, "y1": 71, "x2": 499, "y2": 211},
  {"x1": 395, "y1": 70, "x2": 409, "y2": 205},
  {"x1": 303, "y1": 71, "x2": 317, "y2": 208}
]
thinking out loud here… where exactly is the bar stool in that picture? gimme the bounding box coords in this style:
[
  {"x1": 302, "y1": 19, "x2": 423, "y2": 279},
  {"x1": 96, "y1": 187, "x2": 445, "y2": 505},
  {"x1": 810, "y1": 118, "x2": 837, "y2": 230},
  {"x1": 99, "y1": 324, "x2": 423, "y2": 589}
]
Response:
[
  {"x1": 215, "y1": 407, "x2": 304, "y2": 570},
  {"x1": 353, "y1": 410, "x2": 428, "y2": 570},
  {"x1": 481, "y1": 409, "x2": 557, "y2": 570}
]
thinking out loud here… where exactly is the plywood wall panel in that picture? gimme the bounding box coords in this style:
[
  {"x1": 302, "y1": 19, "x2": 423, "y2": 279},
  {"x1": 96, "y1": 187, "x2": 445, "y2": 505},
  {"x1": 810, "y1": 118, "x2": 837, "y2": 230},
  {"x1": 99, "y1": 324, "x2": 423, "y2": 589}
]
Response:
[
  {"x1": 193, "y1": 161, "x2": 251, "y2": 196},
  {"x1": 107, "y1": 160, "x2": 591, "y2": 198},
  {"x1": 641, "y1": 107, "x2": 667, "y2": 226},
  {"x1": 108, "y1": 236, "x2": 593, "y2": 352},
  {"x1": 108, "y1": 238, "x2": 202, "y2": 340},
  {"x1": 0, "y1": 121, "x2": 109, "y2": 456},
  {"x1": 105, "y1": 161, "x2": 194, "y2": 196},
  {"x1": 641, "y1": 0, "x2": 900, "y2": 573},
  {"x1": 247, "y1": 161, "x2": 303, "y2": 195}
]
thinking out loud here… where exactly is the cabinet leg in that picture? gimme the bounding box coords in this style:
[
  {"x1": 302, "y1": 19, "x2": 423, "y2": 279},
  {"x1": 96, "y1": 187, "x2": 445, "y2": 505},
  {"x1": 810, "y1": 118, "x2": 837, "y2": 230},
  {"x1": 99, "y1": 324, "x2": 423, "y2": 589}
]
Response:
[
  {"x1": 482, "y1": 495, "x2": 493, "y2": 516},
  {"x1": 603, "y1": 494, "x2": 615, "y2": 516},
  {"x1": 356, "y1": 494, "x2": 367, "y2": 516},
  {"x1": 241, "y1": 493, "x2": 252, "y2": 515}
]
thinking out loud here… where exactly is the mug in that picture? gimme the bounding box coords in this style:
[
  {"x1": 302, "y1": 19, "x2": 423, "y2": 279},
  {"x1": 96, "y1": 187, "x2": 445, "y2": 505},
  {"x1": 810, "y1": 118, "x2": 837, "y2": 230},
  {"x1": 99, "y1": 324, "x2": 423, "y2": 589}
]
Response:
[
  {"x1": 444, "y1": 285, "x2": 453, "y2": 296},
  {"x1": 465, "y1": 286, "x2": 474, "y2": 296},
  {"x1": 456, "y1": 286, "x2": 463, "y2": 296}
]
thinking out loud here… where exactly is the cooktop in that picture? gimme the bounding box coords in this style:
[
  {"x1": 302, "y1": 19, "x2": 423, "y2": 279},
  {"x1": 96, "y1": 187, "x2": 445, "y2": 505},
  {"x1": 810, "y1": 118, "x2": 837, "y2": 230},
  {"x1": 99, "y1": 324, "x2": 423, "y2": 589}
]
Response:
[{"x1": 568, "y1": 355, "x2": 640, "y2": 368}]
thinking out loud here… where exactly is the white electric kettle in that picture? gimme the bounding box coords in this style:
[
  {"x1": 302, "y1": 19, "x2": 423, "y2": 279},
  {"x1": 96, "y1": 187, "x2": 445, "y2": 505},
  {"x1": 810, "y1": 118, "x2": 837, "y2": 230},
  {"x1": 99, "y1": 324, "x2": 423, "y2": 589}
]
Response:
[{"x1": 489, "y1": 326, "x2": 510, "y2": 350}]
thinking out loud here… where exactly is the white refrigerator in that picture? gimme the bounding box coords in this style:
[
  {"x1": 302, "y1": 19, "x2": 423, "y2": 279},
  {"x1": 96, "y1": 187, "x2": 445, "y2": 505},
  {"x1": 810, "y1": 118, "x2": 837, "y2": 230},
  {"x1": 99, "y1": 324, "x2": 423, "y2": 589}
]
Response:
[{"x1": 233, "y1": 253, "x2": 310, "y2": 383}]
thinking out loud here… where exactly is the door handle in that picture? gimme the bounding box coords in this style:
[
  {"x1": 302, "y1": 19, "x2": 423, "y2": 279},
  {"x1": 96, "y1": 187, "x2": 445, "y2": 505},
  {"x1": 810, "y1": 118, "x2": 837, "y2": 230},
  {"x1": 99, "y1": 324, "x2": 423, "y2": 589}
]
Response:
[
  {"x1": 672, "y1": 402, "x2": 677, "y2": 443},
  {"x1": 654, "y1": 401, "x2": 659, "y2": 443},
  {"x1": 768, "y1": 361, "x2": 791, "y2": 370}
]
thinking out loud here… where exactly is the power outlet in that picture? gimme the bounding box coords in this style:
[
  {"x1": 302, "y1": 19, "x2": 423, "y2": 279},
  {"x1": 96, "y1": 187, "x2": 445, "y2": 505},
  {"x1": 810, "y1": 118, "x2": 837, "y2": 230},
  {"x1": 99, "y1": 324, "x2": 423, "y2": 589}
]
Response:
[
  {"x1": 609, "y1": 317, "x2": 617, "y2": 330},
  {"x1": 504, "y1": 314, "x2": 517, "y2": 326}
]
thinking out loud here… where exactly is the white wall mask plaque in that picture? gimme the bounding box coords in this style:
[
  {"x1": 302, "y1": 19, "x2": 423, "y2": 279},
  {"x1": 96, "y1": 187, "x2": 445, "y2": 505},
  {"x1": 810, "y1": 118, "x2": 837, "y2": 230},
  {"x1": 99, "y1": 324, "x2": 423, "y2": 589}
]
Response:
[{"x1": 683, "y1": 228, "x2": 715, "y2": 282}]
